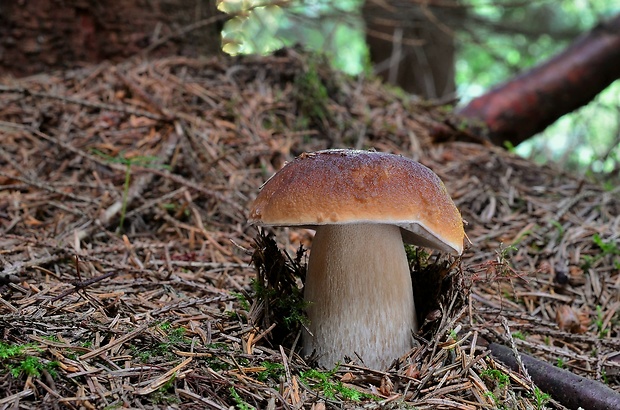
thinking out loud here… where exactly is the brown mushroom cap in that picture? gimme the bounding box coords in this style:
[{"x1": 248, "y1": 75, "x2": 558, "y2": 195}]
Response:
[{"x1": 249, "y1": 149, "x2": 465, "y2": 255}]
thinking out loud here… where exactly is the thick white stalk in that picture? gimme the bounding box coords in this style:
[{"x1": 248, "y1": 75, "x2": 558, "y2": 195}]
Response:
[{"x1": 302, "y1": 224, "x2": 417, "y2": 369}]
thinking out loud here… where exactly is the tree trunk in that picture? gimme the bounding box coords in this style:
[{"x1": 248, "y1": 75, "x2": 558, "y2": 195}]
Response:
[
  {"x1": 0, "y1": 0, "x2": 225, "y2": 78},
  {"x1": 456, "y1": 13, "x2": 620, "y2": 147},
  {"x1": 362, "y1": 0, "x2": 461, "y2": 99}
]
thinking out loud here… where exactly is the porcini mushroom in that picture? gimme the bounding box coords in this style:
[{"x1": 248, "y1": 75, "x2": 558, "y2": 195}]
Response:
[{"x1": 249, "y1": 149, "x2": 464, "y2": 369}]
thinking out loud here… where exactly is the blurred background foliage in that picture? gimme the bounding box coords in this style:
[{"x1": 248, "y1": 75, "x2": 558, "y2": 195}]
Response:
[{"x1": 217, "y1": 0, "x2": 620, "y2": 182}]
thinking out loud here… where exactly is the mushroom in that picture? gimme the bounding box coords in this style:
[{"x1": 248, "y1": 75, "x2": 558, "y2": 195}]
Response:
[{"x1": 249, "y1": 149, "x2": 464, "y2": 369}]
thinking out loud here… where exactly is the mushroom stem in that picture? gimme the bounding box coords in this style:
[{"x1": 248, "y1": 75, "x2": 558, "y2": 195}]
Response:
[{"x1": 303, "y1": 224, "x2": 417, "y2": 369}]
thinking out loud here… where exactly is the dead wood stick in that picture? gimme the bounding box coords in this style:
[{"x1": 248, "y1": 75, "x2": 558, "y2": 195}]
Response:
[
  {"x1": 80, "y1": 323, "x2": 149, "y2": 360},
  {"x1": 134, "y1": 295, "x2": 232, "y2": 320},
  {"x1": 135, "y1": 357, "x2": 193, "y2": 395},
  {"x1": 1, "y1": 255, "x2": 63, "y2": 277},
  {"x1": 488, "y1": 342, "x2": 620, "y2": 410},
  {"x1": 0, "y1": 170, "x2": 96, "y2": 204},
  {"x1": 49, "y1": 270, "x2": 119, "y2": 302},
  {"x1": 0, "y1": 85, "x2": 170, "y2": 121},
  {"x1": 0, "y1": 390, "x2": 34, "y2": 405},
  {"x1": 16, "y1": 124, "x2": 127, "y2": 173},
  {"x1": 177, "y1": 388, "x2": 229, "y2": 410},
  {"x1": 8, "y1": 122, "x2": 242, "y2": 214},
  {"x1": 75, "y1": 133, "x2": 179, "y2": 241},
  {"x1": 141, "y1": 166, "x2": 245, "y2": 212}
]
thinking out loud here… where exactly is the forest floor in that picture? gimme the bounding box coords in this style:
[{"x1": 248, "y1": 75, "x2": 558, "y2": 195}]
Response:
[{"x1": 0, "y1": 50, "x2": 618, "y2": 409}]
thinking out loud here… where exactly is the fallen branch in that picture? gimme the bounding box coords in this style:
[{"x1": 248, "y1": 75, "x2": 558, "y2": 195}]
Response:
[
  {"x1": 0, "y1": 85, "x2": 171, "y2": 121},
  {"x1": 488, "y1": 342, "x2": 620, "y2": 410},
  {"x1": 457, "y1": 13, "x2": 620, "y2": 146}
]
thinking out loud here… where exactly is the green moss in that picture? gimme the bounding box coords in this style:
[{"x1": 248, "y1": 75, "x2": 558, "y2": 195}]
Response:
[
  {"x1": 0, "y1": 341, "x2": 57, "y2": 379},
  {"x1": 582, "y1": 233, "x2": 620, "y2": 270},
  {"x1": 595, "y1": 305, "x2": 609, "y2": 338},
  {"x1": 0, "y1": 341, "x2": 34, "y2": 359},
  {"x1": 299, "y1": 367, "x2": 378, "y2": 402},
  {"x1": 9, "y1": 356, "x2": 59, "y2": 379},
  {"x1": 257, "y1": 361, "x2": 285, "y2": 382},
  {"x1": 231, "y1": 291, "x2": 251, "y2": 311},
  {"x1": 531, "y1": 387, "x2": 551, "y2": 409},
  {"x1": 230, "y1": 386, "x2": 255, "y2": 410},
  {"x1": 166, "y1": 327, "x2": 189, "y2": 345},
  {"x1": 481, "y1": 368, "x2": 510, "y2": 389},
  {"x1": 131, "y1": 324, "x2": 190, "y2": 363},
  {"x1": 592, "y1": 233, "x2": 620, "y2": 256}
]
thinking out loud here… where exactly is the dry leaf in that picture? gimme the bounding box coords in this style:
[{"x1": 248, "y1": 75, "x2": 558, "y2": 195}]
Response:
[
  {"x1": 556, "y1": 304, "x2": 586, "y2": 333},
  {"x1": 379, "y1": 374, "x2": 394, "y2": 396},
  {"x1": 340, "y1": 372, "x2": 356, "y2": 383}
]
